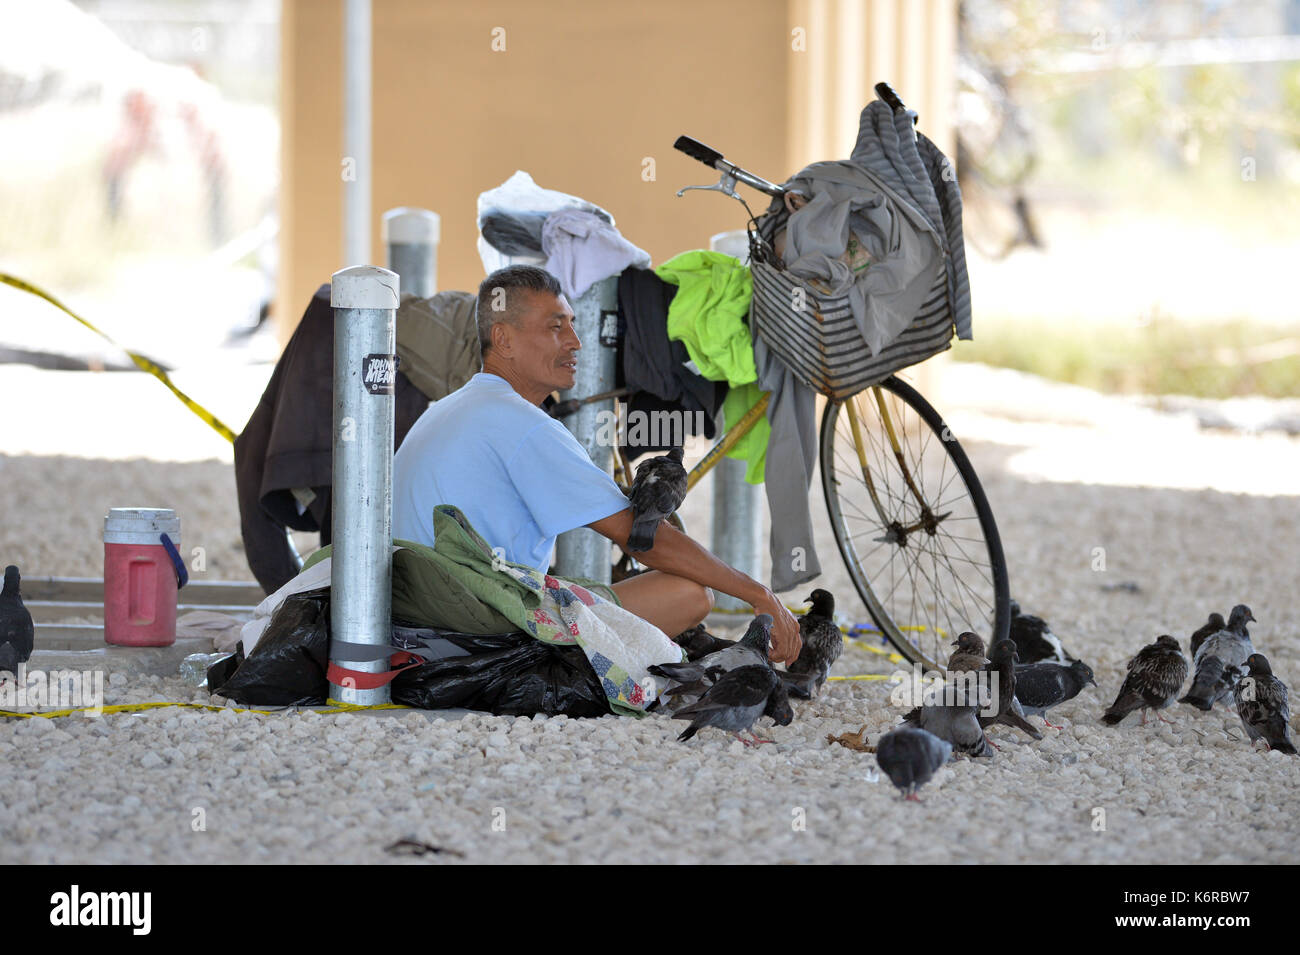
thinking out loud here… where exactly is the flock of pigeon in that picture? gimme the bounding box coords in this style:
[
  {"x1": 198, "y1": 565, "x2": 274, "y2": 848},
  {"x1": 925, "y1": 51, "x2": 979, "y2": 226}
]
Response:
[{"x1": 644, "y1": 592, "x2": 1296, "y2": 804}]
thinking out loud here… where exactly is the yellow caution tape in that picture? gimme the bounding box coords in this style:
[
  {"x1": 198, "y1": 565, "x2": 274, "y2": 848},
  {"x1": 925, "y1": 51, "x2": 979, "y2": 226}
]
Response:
[
  {"x1": 0, "y1": 699, "x2": 413, "y2": 720},
  {"x1": 0, "y1": 272, "x2": 237, "y2": 444}
]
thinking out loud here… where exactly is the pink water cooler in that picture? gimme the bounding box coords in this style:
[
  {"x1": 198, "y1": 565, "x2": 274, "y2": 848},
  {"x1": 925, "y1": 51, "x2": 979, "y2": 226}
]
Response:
[{"x1": 103, "y1": 507, "x2": 185, "y2": 647}]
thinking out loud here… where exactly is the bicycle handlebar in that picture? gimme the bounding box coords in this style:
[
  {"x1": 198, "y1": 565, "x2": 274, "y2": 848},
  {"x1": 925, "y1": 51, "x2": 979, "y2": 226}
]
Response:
[{"x1": 672, "y1": 135, "x2": 785, "y2": 198}]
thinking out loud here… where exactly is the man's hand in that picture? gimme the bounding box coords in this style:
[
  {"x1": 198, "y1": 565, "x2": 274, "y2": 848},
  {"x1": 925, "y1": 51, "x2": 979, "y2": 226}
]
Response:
[{"x1": 751, "y1": 588, "x2": 802, "y2": 666}]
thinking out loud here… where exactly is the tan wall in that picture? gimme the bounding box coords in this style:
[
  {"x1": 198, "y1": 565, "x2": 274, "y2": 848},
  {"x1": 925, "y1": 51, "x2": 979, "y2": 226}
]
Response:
[{"x1": 279, "y1": 0, "x2": 956, "y2": 341}]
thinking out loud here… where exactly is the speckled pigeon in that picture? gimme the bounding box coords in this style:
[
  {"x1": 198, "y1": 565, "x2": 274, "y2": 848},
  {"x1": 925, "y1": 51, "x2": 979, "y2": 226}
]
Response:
[
  {"x1": 674, "y1": 664, "x2": 789, "y2": 745},
  {"x1": 946, "y1": 631, "x2": 988, "y2": 673},
  {"x1": 1102, "y1": 635, "x2": 1188, "y2": 726},
  {"x1": 625, "y1": 446, "x2": 687, "y2": 551},
  {"x1": 0, "y1": 565, "x2": 34, "y2": 676},
  {"x1": 1233, "y1": 654, "x2": 1296, "y2": 754},
  {"x1": 1180, "y1": 604, "x2": 1254, "y2": 711},
  {"x1": 876, "y1": 727, "x2": 952, "y2": 800},
  {"x1": 786, "y1": 589, "x2": 840, "y2": 696},
  {"x1": 1013, "y1": 659, "x2": 1097, "y2": 729},
  {"x1": 1009, "y1": 601, "x2": 1076, "y2": 665}
]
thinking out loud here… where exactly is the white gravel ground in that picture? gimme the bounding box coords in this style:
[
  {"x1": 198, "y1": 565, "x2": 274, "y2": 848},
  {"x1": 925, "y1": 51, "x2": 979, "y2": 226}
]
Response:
[{"x1": 1, "y1": 362, "x2": 1298, "y2": 864}]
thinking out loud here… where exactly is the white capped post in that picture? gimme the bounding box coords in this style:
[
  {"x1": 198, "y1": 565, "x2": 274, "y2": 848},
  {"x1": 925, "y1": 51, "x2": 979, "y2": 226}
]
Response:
[
  {"x1": 709, "y1": 230, "x2": 763, "y2": 609},
  {"x1": 383, "y1": 207, "x2": 441, "y2": 298},
  {"x1": 329, "y1": 264, "x2": 399, "y2": 705}
]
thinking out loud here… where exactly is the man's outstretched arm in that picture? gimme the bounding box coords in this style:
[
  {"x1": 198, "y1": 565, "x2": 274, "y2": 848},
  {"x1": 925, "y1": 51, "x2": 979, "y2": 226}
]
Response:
[{"x1": 587, "y1": 509, "x2": 802, "y2": 665}]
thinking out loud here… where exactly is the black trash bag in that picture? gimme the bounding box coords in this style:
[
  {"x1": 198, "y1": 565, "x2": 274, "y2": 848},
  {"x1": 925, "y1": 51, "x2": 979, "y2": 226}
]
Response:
[
  {"x1": 205, "y1": 641, "x2": 245, "y2": 693},
  {"x1": 391, "y1": 629, "x2": 610, "y2": 718},
  {"x1": 212, "y1": 588, "x2": 331, "y2": 706}
]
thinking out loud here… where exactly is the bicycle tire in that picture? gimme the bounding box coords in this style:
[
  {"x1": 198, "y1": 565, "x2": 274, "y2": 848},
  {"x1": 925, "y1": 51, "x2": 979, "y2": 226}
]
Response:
[{"x1": 820, "y1": 375, "x2": 1010, "y2": 670}]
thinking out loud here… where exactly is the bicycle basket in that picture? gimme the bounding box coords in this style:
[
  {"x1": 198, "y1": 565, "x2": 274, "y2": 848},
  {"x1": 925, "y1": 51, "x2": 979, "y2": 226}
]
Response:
[{"x1": 749, "y1": 203, "x2": 954, "y2": 402}]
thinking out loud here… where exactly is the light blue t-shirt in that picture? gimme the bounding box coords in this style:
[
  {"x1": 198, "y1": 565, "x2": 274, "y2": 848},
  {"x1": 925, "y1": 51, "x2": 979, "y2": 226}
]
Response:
[{"x1": 392, "y1": 373, "x2": 631, "y2": 570}]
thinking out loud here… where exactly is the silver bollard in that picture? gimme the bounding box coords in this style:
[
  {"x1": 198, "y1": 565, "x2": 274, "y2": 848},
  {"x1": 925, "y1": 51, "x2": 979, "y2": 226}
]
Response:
[
  {"x1": 554, "y1": 275, "x2": 619, "y2": 584},
  {"x1": 383, "y1": 207, "x2": 440, "y2": 298},
  {"x1": 329, "y1": 265, "x2": 399, "y2": 705},
  {"x1": 710, "y1": 230, "x2": 763, "y2": 609}
]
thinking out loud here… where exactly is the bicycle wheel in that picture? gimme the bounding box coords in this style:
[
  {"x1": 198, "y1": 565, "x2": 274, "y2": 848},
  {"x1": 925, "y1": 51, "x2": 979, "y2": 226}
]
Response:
[{"x1": 820, "y1": 375, "x2": 1010, "y2": 670}]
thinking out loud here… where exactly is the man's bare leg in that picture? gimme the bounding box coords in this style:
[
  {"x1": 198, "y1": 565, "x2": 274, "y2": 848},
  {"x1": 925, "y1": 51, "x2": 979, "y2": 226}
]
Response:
[{"x1": 611, "y1": 570, "x2": 714, "y2": 638}]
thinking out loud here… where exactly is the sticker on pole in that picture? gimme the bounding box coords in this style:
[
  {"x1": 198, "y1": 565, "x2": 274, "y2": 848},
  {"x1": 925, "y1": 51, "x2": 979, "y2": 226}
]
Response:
[{"x1": 362, "y1": 353, "x2": 399, "y2": 395}]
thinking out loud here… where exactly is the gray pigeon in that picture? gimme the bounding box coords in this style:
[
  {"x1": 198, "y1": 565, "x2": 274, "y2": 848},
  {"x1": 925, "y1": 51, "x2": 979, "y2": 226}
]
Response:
[
  {"x1": 1180, "y1": 604, "x2": 1255, "y2": 711},
  {"x1": 786, "y1": 589, "x2": 840, "y2": 696},
  {"x1": 1233, "y1": 654, "x2": 1296, "y2": 754},
  {"x1": 978, "y1": 639, "x2": 1043, "y2": 741},
  {"x1": 876, "y1": 727, "x2": 952, "y2": 800},
  {"x1": 651, "y1": 614, "x2": 771, "y2": 714},
  {"x1": 1102, "y1": 635, "x2": 1188, "y2": 726},
  {"x1": 625, "y1": 447, "x2": 688, "y2": 552},
  {"x1": 946, "y1": 631, "x2": 988, "y2": 673},
  {"x1": 674, "y1": 664, "x2": 789, "y2": 745},
  {"x1": 1014, "y1": 659, "x2": 1097, "y2": 728},
  {"x1": 1188, "y1": 612, "x2": 1226, "y2": 659},
  {"x1": 0, "y1": 565, "x2": 34, "y2": 676},
  {"x1": 901, "y1": 693, "x2": 993, "y2": 759},
  {"x1": 1009, "y1": 601, "x2": 1076, "y2": 664}
]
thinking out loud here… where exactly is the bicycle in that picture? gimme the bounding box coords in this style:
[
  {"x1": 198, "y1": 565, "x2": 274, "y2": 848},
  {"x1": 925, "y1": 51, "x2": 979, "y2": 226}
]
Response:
[{"x1": 608, "y1": 84, "x2": 1011, "y2": 672}]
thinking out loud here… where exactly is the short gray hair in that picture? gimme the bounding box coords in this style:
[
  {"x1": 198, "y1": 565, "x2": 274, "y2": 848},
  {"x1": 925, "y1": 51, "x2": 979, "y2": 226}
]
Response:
[{"x1": 475, "y1": 266, "x2": 564, "y2": 354}]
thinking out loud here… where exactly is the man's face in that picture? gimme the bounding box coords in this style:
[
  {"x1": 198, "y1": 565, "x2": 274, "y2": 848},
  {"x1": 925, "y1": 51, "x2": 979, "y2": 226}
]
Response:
[{"x1": 503, "y1": 289, "x2": 581, "y2": 394}]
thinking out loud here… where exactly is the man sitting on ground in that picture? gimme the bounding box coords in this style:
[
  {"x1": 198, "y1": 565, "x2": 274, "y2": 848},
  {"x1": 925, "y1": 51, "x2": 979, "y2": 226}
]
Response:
[{"x1": 392, "y1": 265, "x2": 801, "y2": 663}]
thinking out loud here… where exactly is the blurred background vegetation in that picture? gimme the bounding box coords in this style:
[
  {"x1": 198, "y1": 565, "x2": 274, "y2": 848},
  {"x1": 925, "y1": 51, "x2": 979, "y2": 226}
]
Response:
[
  {"x1": 1, "y1": 0, "x2": 1297, "y2": 397},
  {"x1": 954, "y1": 0, "x2": 1300, "y2": 398}
]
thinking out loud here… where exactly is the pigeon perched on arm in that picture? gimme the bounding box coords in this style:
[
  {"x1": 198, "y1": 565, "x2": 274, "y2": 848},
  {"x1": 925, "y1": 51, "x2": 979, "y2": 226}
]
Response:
[
  {"x1": 978, "y1": 639, "x2": 1043, "y2": 740},
  {"x1": 0, "y1": 565, "x2": 34, "y2": 677},
  {"x1": 1189, "y1": 612, "x2": 1226, "y2": 659},
  {"x1": 1233, "y1": 654, "x2": 1296, "y2": 754},
  {"x1": 1101, "y1": 635, "x2": 1188, "y2": 726},
  {"x1": 1014, "y1": 659, "x2": 1097, "y2": 729},
  {"x1": 1009, "y1": 601, "x2": 1076, "y2": 665},
  {"x1": 673, "y1": 664, "x2": 788, "y2": 746},
  {"x1": 625, "y1": 446, "x2": 688, "y2": 552},
  {"x1": 1179, "y1": 604, "x2": 1254, "y2": 711},
  {"x1": 876, "y1": 727, "x2": 952, "y2": 801},
  {"x1": 945, "y1": 631, "x2": 988, "y2": 673},
  {"x1": 786, "y1": 589, "x2": 840, "y2": 696}
]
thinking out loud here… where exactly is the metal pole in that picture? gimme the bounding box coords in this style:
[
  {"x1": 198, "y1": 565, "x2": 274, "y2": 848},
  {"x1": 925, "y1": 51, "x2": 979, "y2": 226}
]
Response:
[
  {"x1": 329, "y1": 265, "x2": 398, "y2": 705},
  {"x1": 342, "y1": 0, "x2": 371, "y2": 269},
  {"x1": 709, "y1": 230, "x2": 763, "y2": 609},
  {"x1": 554, "y1": 274, "x2": 619, "y2": 584},
  {"x1": 383, "y1": 207, "x2": 440, "y2": 298}
]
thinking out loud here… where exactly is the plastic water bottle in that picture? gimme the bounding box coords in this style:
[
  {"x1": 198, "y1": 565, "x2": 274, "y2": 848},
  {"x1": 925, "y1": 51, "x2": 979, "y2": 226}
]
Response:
[{"x1": 179, "y1": 652, "x2": 232, "y2": 688}]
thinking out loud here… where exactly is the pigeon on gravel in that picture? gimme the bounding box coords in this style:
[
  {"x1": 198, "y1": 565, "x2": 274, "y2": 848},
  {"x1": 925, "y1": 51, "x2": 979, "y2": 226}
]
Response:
[
  {"x1": 1179, "y1": 604, "x2": 1255, "y2": 711},
  {"x1": 1233, "y1": 654, "x2": 1296, "y2": 754},
  {"x1": 625, "y1": 447, "x2": 688, "y2": 552},
  {"x1": 901, "y1": 693, "x2": 993, "y2": 759},
  {"x1": 876, "y1": 727, "x2": 953, "y2": 801},
  {"x1": 978, "y1": 639, "x2": 1043, "y2": 741},
  {"x1": 674, "y1": 664, "x2": 790, "y2": 745},
  {"x1": 1101, "y1": 635, "x2": 1188, "y2": 726},
  {"x1": 0, "y1": 565, "x2": 34, "y2": 677},
  {"x1": 1009, "y1": 601, "x2": 1076, "y2": 665},
  {"x1": 786, "y1": 589, "x2": 841, "y2": 696},
  {"x1": 946, "y1": 631, "x2": 988, "y2": 673},
  {"x1": 1188, "y1": 612, "x2": 1227, "y2": 659},
  {"x1": 651, "y1": 614, "x2": 772, "y2": 714},
  {"x1": 1014, "y1": 659, "x2": 1097, "y2": 729},
  {"x1": 673, "y1": 623, "x2": 735, "y2": 662}
]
